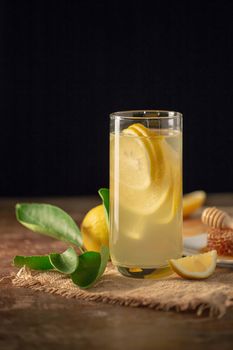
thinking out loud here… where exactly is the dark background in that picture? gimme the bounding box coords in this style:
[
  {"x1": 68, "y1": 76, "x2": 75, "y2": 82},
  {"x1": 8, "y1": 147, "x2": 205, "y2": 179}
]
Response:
[{"x1": 0, "y1": 1, "x2": 232, "y2": 196}]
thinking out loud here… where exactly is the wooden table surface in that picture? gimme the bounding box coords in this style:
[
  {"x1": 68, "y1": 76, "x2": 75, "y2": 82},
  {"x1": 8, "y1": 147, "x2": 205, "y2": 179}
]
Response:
[{"x1": 1, "y1": 194, "x2": 233, "y2": 350}]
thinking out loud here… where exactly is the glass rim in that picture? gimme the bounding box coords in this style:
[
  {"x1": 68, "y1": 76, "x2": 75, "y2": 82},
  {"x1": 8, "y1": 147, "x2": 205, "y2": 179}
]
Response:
[{"x1": 110, "y1": 110, "x2": 182, "y2": 120}]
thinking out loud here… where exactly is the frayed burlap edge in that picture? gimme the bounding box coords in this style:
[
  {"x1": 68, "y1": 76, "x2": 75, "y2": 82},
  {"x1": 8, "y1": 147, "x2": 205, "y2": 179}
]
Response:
[{"x1": 10, "y1": 266, "x2": 233, "y2": 318}]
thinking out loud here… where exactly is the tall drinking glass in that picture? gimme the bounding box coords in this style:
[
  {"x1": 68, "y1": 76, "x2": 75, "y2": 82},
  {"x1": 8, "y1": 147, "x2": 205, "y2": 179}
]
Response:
[{"x1": 109, "y1": 111, "x2": 183, "y2": 278}]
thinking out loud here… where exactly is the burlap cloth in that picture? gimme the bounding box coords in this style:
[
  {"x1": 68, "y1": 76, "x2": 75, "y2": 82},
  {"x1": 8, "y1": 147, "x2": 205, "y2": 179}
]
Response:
[{"x1": 12, "y1": 264, "x2": 233, "y2": 318}]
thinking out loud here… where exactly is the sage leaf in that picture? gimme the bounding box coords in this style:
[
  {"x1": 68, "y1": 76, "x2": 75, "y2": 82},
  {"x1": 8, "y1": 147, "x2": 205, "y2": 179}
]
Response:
[
  {"x1": 13, "y1": 255, "x2": 53, "y2": 270},
  {"x1": 98, "y1": 188, "x2": 109, "y2": 221},
  {"x1": 71, "y1": 245, "x2": 109, "y2": 289},
  {"x1": 49, "y1": 247, "x2": 79, "y2": 274},
  {"x1": 16, "y1": 203, "x2": 82, "y2": 247}
]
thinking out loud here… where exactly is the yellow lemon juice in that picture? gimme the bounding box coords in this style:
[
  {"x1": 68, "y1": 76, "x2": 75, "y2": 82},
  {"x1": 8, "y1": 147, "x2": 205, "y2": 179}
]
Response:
[{"x1": 110, "y1": 123, "x2": 182, "y2": 275}]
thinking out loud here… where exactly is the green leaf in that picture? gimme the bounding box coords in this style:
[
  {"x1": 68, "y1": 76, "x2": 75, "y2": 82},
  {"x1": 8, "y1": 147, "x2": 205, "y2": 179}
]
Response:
[
  {"x1": 13, "y1": 255, "x2": 53, "y2": 270},
  {"x1": 16, "y1": 203, "x2": 82, "y2": 247},
  {"x1": 13, "y1": 248, "x2": 79, "y2": 274},
  {"x1": 71, "y1": 245, "x2": 109, "y2": 289},
  {"x1": 71, "y1": 252, "x2": 100, "y2": 288},
  {"x1": 96, "y1": 245, "x2": 109, "y2": 279},
  {"x1": 98, "y1": 188, "x2": 109, "y2": 221},
  {"x1": 49, "y1": 247, "x2": 79, "y2": 274}
]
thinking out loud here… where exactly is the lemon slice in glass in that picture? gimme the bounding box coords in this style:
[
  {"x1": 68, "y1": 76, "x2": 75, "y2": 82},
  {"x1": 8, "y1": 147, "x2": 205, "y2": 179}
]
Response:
[
  {"x1": 118, "y1": 123, "x2": 171, "y2": 215},
  {"x1": 119, "y1": 124, "x2": 154, "y2": 190},
  {"x1": 121, "y1": 123, "x2": 165, "y2": 188},
  {"x1": 151, "y1": 139, "x2": 181, "y2": 224},
  {"x1": 169, "y1": 250, "x2": 217, "y2": 279}
]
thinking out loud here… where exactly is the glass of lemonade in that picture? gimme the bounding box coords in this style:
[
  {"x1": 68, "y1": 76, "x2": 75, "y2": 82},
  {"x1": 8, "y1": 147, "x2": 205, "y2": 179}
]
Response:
[{"x1": 109, "y1": 110, "x2": 183, "y2": 278}]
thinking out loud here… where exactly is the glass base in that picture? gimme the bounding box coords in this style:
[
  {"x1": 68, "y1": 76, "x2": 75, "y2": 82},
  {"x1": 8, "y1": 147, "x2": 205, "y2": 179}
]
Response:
[{"x1": 117, "y1": 265, "x2": 173, "y2": 279}]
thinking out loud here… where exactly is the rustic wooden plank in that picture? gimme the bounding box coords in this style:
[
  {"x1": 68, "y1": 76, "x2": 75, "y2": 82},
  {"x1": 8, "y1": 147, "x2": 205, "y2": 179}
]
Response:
[
  {"x1": 0, "y1": 195, "x2": 233, "y2": 350},
  {"x1": 206, "y1": 193, "x2": 233, "y2": 206}
]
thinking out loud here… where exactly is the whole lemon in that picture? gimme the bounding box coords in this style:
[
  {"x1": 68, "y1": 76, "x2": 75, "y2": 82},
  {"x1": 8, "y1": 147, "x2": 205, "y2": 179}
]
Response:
[{"x1": 81, "y1": 204, "x2": 109, "y2": 252}]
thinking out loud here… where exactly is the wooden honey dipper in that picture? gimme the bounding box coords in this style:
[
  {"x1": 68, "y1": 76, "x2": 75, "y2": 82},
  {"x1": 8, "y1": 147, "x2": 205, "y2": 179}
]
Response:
[{"x1": 202, "y1": 207, "x2": 233, "y2": 230}]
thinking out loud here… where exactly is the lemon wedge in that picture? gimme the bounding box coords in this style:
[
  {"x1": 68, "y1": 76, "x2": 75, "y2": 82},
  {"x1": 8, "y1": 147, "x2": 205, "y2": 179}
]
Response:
[
  {"x1": 169, "y1": 250, "x2": 217, "y2": 279},
  {"x1": 183, "y1": 191, "x2": 206, "y2": 218}
]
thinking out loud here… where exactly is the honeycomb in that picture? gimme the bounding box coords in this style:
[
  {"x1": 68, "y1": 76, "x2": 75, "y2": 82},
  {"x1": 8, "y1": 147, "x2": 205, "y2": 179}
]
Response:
[{"x1": 207, "y1": 227, "x2": 233, "y2": 256}]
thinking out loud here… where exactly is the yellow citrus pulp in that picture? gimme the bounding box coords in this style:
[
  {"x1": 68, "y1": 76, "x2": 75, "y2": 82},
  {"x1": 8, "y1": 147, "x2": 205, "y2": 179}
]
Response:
[{"x1": 169, "y1": 250, "x2": 217, "y2": 279}]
